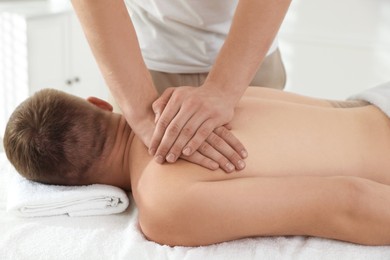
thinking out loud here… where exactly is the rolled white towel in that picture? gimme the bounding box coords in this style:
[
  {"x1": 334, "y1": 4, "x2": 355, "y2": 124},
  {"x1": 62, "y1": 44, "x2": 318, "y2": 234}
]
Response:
[
  {"x1": 6, "y1": 167, "x2": 129, "y2": 217},
  {"x1": 348, "y1": 81, "x2": 390, "y2": 117}
]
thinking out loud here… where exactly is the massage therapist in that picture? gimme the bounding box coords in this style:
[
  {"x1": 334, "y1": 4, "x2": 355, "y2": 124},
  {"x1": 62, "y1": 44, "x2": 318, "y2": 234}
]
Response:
[{"x1": 71, "y1": 0, "x2": 291, "y2": 172}]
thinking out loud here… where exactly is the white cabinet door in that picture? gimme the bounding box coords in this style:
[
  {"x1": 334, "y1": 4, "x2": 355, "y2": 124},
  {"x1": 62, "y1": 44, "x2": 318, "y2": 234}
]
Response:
[
  {"x1": 27, "y1": 12, "x2": 107, "y2": 98},
  {"x1": 69, "y1": 12, "x2": 107, "y2": 99},
  {"x1": 27, "y1": 13, "x2": 71, "y2": 95}
]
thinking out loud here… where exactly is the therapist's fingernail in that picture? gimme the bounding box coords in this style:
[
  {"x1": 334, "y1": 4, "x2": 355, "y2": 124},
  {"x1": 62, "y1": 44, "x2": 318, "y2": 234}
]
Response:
[
  {"x1": 183, "y1": 147, "x2": 192, "y2": 156},
  {"x1": 155, "y1": 155, "x2": 164, "y2": 164},
  {"x1": 237, "y1": 160, "x2": 246, "y2": 170},
  {"x1": 226, "y1": 163, "x2": 235, "y2": 172},
  {"x1": 241, "y1": 150, "x2": 248, "y2": 158},
  {"x1": 166, "y1": 153, "x2": 176, "y2": 163}
]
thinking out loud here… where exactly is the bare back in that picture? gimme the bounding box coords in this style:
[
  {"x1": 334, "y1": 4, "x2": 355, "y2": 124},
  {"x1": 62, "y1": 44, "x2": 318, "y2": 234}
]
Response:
[
  {"x1": 129, "y1": 90, "x2": 390, "y2": 188},
  {"x1": 128, "y1": 88, "x2": 390, "y2": 246}
]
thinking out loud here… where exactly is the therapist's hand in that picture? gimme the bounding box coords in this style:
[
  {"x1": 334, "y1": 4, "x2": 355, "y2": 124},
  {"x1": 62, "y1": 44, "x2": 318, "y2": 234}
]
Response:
[
  {"x1": 149, "y1": 86, "x2": 248, "y2": 172},
  {"x1": 179, "y1": 125, "x2": 247, "y2": 172}
]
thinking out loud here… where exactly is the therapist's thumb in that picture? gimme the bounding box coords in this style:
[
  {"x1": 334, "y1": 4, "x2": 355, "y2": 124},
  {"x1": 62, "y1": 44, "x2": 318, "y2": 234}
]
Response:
[{"x1": 152, "y1": 87, "x2": 175, "y2": 123}]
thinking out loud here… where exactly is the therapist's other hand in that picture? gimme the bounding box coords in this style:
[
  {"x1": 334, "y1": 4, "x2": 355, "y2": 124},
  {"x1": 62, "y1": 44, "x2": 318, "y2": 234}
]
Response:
[
  {"x1": 180, "y1": 125, "x2": 247, "y2": 172},
  {"x1": 149, "y1": 86, "x2": 248, "y2": 172}
]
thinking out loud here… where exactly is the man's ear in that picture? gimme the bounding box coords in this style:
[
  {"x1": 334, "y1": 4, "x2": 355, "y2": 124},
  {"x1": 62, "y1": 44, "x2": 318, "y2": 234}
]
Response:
[{"x1": 87, "y1": 97, "x2": 113, "y2": 112}]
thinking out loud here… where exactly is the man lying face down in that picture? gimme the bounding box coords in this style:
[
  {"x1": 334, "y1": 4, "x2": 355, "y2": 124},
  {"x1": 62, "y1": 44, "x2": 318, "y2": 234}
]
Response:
[{"x1": 4, "y1": 87, "x2": 390, "y2": 247}]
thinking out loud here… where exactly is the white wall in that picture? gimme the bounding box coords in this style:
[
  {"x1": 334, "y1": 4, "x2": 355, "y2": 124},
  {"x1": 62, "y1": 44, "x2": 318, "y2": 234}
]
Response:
[{"x1": 279, "y1": 0, "x2": 390, "y2": 100}]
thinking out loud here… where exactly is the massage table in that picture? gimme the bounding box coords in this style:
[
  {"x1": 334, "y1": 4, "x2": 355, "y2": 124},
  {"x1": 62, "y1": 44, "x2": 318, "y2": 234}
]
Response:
[{"x1": 1, "y1": 152, "x2": 390, "y2": 259}]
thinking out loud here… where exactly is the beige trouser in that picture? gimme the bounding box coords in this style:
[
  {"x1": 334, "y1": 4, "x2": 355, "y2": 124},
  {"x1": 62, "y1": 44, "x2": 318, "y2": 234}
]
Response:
[
  {"x1": 150, "y1": 48, "x2": 286, "y2": 95},
  {"x1": 110, "y1": 49, "x2": 286, "y2": 112}
]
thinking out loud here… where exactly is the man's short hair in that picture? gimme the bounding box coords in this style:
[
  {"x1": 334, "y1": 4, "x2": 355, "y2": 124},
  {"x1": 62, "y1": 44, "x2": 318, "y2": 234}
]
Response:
[{"x1": 3, "y1": 89, "x2": 108, "y2": 185}]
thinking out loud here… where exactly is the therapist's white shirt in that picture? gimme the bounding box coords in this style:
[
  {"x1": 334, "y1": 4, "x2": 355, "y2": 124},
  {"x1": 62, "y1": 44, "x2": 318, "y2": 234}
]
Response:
[{"x1": 125, "y1": 0, "x2": 278, "y2": 73}]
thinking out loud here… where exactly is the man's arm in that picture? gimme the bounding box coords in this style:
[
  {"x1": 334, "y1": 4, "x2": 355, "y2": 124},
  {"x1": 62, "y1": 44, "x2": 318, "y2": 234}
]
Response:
[{"x1": 150, "y1": 0, "x2": 292, "y2": 163}]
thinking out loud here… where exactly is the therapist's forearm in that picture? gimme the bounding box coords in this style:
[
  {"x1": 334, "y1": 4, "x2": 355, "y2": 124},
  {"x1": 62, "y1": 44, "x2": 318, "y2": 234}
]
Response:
[
  {"x1": 71, "y1": 0, "x2": 158, "y2": 139},
  {"x1": 204, "y1": 0, "x2": 291, "y2": 104}
]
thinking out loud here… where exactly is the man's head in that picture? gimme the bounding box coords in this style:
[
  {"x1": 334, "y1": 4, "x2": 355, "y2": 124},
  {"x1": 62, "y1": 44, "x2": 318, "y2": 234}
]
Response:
[{"x1": 3, "y1": 89, "x2": 114, "y2": 186}]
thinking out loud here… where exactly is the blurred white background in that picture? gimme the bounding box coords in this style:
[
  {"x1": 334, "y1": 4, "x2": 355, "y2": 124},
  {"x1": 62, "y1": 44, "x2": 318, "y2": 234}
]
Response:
[
  {"x1": 280, "y1": 0, "x2": 390, "y2": 99},
  {"x1": 1, "y1": 0, "x2": 390, "y2": 152}
]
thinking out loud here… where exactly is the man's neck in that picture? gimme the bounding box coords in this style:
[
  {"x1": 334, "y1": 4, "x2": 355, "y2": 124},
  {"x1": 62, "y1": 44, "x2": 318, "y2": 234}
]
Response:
[{"x1": 103, "y1": 114, "x2": 134, "y2": 190}]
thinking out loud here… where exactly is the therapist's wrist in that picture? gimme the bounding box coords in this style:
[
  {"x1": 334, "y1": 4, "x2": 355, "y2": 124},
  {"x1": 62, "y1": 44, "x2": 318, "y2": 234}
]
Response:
[
  {"x1": 126, "y1": 109, "x2": 155, "y2": 147},
  {"x1": 118, "y1": 96, "x2": 157, "y2": 148},
  {"x1": 201, "y1": 80, "x2": 245, "y2": 107}
]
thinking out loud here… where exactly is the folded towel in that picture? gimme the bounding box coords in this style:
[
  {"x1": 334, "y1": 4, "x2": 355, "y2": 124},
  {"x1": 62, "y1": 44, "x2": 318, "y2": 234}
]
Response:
[
  {"x1": 348, "y1": 81, "x2": 390, "y2": 117},
  {"x1": 6, "y1": 169, "x2": 129, "y2": 217}
]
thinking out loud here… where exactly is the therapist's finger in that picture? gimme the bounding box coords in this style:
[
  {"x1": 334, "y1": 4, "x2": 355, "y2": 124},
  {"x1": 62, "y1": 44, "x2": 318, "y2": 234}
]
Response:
[
  {"x1": 198, "y1": 136, "x2": 237, "y2": 173},
  {"x1": 213, "y1": 126, "x2": 248, "y2": 159},
  {"x1": 165, "y1": 112, "x2": 210, "y2": 163},
  {"x1": 149, "y1": 97, "x2": 181, "y2": 156},
  {"x1": 152, "y1": 107, "x2": 194, "y2": 163},
  {"x1": 152, "y1": 87, "x2": 175, "y2": 123},
  {"x1": 224, "y1": 123, "x2": 233, "y2": 130},
  {"x1": 181, "y1": 119, "x2": 216, "y2": 156},
  {"x1": 180, "y1": 150, "x2": 219, "y2": 171},
  {"x1": 205, "y1": 131, "x2": 245, "y2": 171}
]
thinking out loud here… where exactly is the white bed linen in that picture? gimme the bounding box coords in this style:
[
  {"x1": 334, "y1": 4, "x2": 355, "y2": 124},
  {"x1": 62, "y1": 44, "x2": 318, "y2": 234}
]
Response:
[{"x1": 1, "y1": 153, "x2": 390, "y2": 260}]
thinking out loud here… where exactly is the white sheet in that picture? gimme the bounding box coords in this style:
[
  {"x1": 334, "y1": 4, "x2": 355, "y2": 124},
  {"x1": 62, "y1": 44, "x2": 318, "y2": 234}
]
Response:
[{"x1": 1, "y1": 152, "x2": 390, "y2": 260}]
